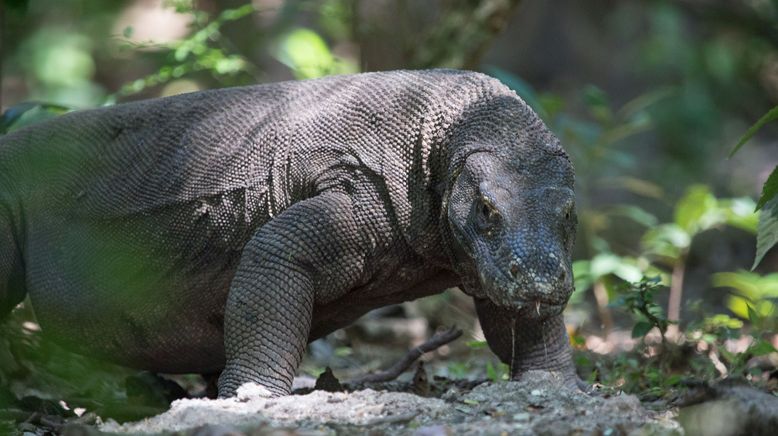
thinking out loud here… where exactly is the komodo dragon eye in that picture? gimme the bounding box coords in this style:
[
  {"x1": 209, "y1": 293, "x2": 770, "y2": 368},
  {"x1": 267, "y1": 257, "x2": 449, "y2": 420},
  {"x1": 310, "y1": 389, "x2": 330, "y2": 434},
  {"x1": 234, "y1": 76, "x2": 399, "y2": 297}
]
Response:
[{"x1": 476, "y1": 194, "x2": 500, "y2": 230}]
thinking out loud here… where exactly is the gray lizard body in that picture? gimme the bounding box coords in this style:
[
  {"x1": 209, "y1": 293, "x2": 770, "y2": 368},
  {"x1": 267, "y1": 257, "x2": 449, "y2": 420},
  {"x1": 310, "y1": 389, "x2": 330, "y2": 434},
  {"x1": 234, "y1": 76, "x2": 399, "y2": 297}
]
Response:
[{"x1": 0, "y1": 70, "x2": 578, "y2": 397}]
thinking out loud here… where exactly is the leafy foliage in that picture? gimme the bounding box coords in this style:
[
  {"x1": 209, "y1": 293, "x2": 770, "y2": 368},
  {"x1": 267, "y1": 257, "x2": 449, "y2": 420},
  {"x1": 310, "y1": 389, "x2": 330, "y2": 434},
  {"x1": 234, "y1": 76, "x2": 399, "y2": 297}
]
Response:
[
  {"x1": 614, "y1": 277, "x2": 671, "y2": 341},
  {"x1": 754, "y1": 197, "x2": 778, "y2": 269},
  {"x1": 643, "y1": 185, "x2": 757, "y2": 261},
  {"x1": 274, "y1": 28, "x2": 357, "y2": 79},
  {"x1": 113, "y1": 3, "x2": 258, "y2": 99},
  {"x1": 713, "y1": 270, "x2": 778, "y2": 330},
  {"x1": 728, "y1": 105, "x2": 778, "y2": 268}
]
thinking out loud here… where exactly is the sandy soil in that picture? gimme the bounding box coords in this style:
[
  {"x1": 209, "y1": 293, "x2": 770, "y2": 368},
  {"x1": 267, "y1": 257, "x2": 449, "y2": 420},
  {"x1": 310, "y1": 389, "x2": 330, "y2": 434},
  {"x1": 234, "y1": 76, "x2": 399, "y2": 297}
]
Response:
[{"x1": 99, "y1": 371, "x2": 681, "y2": 435}]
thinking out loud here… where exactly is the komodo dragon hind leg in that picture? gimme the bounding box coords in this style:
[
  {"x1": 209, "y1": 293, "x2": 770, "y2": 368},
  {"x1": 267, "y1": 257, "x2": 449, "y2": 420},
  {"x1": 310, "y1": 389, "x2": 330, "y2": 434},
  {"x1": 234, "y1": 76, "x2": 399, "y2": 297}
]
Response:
[
  {"x1": 0, "y1": 210, "x2": 25, "y2": 321},
  {"x1": 218, "y1": 192, "x2": 370, "y2": 398}
]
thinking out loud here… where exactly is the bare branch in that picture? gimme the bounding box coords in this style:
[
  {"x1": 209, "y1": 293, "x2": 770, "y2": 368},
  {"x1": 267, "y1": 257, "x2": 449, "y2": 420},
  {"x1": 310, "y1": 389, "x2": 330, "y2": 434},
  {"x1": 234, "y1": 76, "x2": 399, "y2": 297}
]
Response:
[{"x1": 347, "y1": 326, "x2": 462, "y2": 385}]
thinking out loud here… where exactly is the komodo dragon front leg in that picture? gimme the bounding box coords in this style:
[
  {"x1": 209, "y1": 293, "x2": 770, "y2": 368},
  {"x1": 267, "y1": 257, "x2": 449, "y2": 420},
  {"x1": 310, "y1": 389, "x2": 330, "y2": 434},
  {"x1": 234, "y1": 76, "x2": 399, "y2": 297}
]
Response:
[
  {"x1": 217, "y1": 191, "x2": 371, "y2": 398},
  {"x1": 475, "y1": 299, "x2": 578, "y2": 386}
]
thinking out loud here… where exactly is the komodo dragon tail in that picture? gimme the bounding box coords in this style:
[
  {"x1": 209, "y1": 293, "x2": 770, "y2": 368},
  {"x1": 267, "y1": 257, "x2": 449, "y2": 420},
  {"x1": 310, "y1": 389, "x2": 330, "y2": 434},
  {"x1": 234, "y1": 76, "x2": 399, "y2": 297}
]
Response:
[{"x1": 0, "y1": 211, "x2": 25, "y2": 321}]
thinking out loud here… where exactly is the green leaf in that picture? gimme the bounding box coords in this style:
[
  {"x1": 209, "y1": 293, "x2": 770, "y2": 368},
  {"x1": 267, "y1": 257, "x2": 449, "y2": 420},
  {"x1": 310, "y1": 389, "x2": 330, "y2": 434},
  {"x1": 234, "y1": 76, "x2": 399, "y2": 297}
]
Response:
[
  {"x1": 642, "y1": 223, "x2": 690, "y2": 259},
  {"x1": 590, "y1": 253, "x2": 643, "y2": 282},
  {"x1": 275, "y1": 27, "x2": 353, "y2": 79},
  {"x1": 582, "y1": 85, "x2": 612, "y2": 123},
  {"x1": 703, "y1": 314, "x2": 743, "y2": 330},
  {"x1": 756, "y1": 165, "x2": 778, "y2": 211},
  {"x1": 609, "y1": 205, "x2": 659, "y2": 227},
  {"x1": 753, "y1": 196, "x2": 778, "y2": 269},
  {"x1": 713, "y1": 270, "x2": 778, "y2": 299},
  {"x1": 334, "y1": 346, "x2": 352, "y2": 357},
  {"x1": 674, "y1": 184, "x2": 719, "y2": 234},
  {"x1": 748, "y1": 340, "x2": 777, "y2": 357},
  {"x1": 727, "y1": 295, "x2": 751, "y2": 320},
  {"x1": 631, "y1": 321, "x2": 653, "y2": 338},
  {"x1": 618, "y1": 86, "x2": 675, "y2": 118},
  {"x1": 219, "y1": 4, "x2": 256, "y2": 21},
  {"x1": 486, "y1": 362, "x2": 498, "y2": 382},
  {"x1": 747, "y1": 304, "x2": 760, "y2": 324},
  {"x1": 719, "y1": 197, "x2": 759, "y2": 233},
  {"x1": 730, "y1": 105, "x2": 778, "y2": 157},
  {"x1": 465, "y1": 340, "x2": 488, "y2": 350}
]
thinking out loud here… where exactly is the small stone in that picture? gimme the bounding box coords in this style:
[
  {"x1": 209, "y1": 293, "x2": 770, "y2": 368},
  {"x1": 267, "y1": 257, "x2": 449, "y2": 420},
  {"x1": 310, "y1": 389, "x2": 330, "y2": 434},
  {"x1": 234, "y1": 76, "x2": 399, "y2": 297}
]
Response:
[
  {"x1": 413, "y1": 424, "x2": 450, "y2": 436},
  {"x1": 530, "y1": 389, "x2": 542, "y2": 396},
  {"x1": 235, "y1": 383, "x2": 274, "y2": 401},
  {"x1": 512, "y1": 413, "x2": 530, "y2": 422}
]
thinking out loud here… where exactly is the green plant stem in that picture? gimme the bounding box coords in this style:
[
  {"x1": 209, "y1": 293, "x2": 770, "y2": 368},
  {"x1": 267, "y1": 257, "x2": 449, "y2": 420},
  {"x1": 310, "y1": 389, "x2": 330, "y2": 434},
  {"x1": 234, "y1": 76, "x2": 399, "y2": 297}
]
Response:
[
  {"x1": 667, "y1": 254, "x2": 687, "y2": 337},
  {"x1": 593, "y1": 281, "x2": 614, "y2": 334}
]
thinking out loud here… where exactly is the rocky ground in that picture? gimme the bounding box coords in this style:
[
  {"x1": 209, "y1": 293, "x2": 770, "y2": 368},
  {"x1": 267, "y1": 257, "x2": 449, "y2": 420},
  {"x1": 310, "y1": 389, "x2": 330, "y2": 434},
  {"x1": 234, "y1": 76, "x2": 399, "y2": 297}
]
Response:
[{"x1": 89, "y1": 371, "x2": 681, "y2": 436}]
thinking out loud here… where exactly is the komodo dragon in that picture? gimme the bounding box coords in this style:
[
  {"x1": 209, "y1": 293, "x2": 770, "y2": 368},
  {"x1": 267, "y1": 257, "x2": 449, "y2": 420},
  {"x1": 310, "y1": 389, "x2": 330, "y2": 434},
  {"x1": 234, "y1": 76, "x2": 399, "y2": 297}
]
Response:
[{"x1": 0, "y1": 70, "x2": 578, "y2": 398}]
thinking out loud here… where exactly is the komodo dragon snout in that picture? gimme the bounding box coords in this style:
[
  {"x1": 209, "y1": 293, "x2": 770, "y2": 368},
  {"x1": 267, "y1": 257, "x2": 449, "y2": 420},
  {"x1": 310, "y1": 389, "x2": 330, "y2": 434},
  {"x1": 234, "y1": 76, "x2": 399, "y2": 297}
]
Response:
[{"x1": 446, "y1": 149, "x2": 576, "y2": 320}]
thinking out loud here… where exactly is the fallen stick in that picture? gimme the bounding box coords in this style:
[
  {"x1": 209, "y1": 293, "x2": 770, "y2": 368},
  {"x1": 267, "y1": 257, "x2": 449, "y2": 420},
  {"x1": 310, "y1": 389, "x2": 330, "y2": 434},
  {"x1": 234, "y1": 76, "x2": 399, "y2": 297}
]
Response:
[{"x1": 347, "y1": 326, "x2": 462, "y2": 385}]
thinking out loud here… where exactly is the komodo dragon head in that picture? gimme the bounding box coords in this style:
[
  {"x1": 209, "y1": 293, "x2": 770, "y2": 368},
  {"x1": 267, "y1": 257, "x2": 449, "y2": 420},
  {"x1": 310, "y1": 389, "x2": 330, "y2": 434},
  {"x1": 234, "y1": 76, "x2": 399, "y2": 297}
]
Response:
[{"x1": 443, "y1": 94, "x2": 576, "y2": 320}]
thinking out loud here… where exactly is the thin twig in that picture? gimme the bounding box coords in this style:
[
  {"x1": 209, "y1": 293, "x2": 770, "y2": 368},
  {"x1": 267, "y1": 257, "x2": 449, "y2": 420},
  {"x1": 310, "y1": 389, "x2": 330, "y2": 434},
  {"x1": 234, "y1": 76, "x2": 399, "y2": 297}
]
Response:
[{"x1": 347, "y1": 326, "x2": 462, "y2": 385}]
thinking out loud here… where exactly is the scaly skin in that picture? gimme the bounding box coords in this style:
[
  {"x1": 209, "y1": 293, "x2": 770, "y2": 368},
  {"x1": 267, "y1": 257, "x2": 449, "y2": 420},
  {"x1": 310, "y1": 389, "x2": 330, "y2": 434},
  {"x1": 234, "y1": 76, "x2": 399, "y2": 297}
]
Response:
[{"x1": 0, "y1": 70, "x2": 578, "y2": 397}]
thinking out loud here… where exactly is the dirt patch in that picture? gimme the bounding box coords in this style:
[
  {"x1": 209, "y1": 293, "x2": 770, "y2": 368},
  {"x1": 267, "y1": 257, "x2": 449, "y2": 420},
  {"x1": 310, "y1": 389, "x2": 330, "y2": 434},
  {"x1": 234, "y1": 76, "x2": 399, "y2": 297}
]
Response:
[{"x1": 100, "y1": 371, "x2": 681, "y2": 435}]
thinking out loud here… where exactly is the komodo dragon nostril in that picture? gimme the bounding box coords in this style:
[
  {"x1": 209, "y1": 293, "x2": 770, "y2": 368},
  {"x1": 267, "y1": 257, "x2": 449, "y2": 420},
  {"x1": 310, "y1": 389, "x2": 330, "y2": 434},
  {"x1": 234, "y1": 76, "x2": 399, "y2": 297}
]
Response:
[{"x1": 510, "y1": 261, "x2": 520, "y2": 278}]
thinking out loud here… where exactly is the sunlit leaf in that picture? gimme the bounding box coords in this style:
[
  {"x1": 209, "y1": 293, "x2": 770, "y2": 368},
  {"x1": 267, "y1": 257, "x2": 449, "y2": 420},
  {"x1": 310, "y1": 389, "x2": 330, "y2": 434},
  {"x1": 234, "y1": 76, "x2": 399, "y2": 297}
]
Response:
[
  {"x1": 726, "y1": 296, "x2": 750, "y2": 320},
  {"x1": 674, "y1": 184, "x2": 720, "y2": 233},
  {"x1": 590, "y1": 253, "x2": 643, "y2": 283},
  {"x1": 712, "y1": 270, "x2": 778, "y2": 299},
  {"x1": 219, "y1": 4, "x2": 256, "y2": 21},
  {"x1": 465, "y1": 340, "x2": 488, "y2": 350},
  {"x1": 747, "y1": 304, "x2": 759, "y2": 324},
  {"x1": 703, "y1": 314, "x2": 743, "y2": 330},
  {"x1": 642, "y1": 223, "x2": 690, "y2": 260},
  {"x1": 719, "y1": 197, "x2": 759, "y2": 233},
  {"x1": 274, "y1": 27, "x2": 356, "y2": 79},
  {"x1": 726, "y1": 295, "x2": 775, "y2": 321}
]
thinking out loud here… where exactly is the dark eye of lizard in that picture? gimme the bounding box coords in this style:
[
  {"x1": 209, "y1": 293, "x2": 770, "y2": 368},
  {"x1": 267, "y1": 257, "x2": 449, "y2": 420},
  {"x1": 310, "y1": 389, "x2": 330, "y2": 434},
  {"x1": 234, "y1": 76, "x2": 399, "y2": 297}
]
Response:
[
  {"x1": 477, "y1": 195, "x2": 500, "y2": 230},
  {"x1": 481, "y1": 203, "x2": 492, "y2": 220}
]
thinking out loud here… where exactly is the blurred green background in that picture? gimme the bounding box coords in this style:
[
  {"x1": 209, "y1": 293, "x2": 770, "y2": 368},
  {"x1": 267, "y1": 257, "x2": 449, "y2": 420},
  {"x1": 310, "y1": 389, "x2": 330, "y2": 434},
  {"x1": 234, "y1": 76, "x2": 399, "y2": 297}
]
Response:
[{"x1": 1, "y1": 0, "x2": 777, "y2": 425}]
